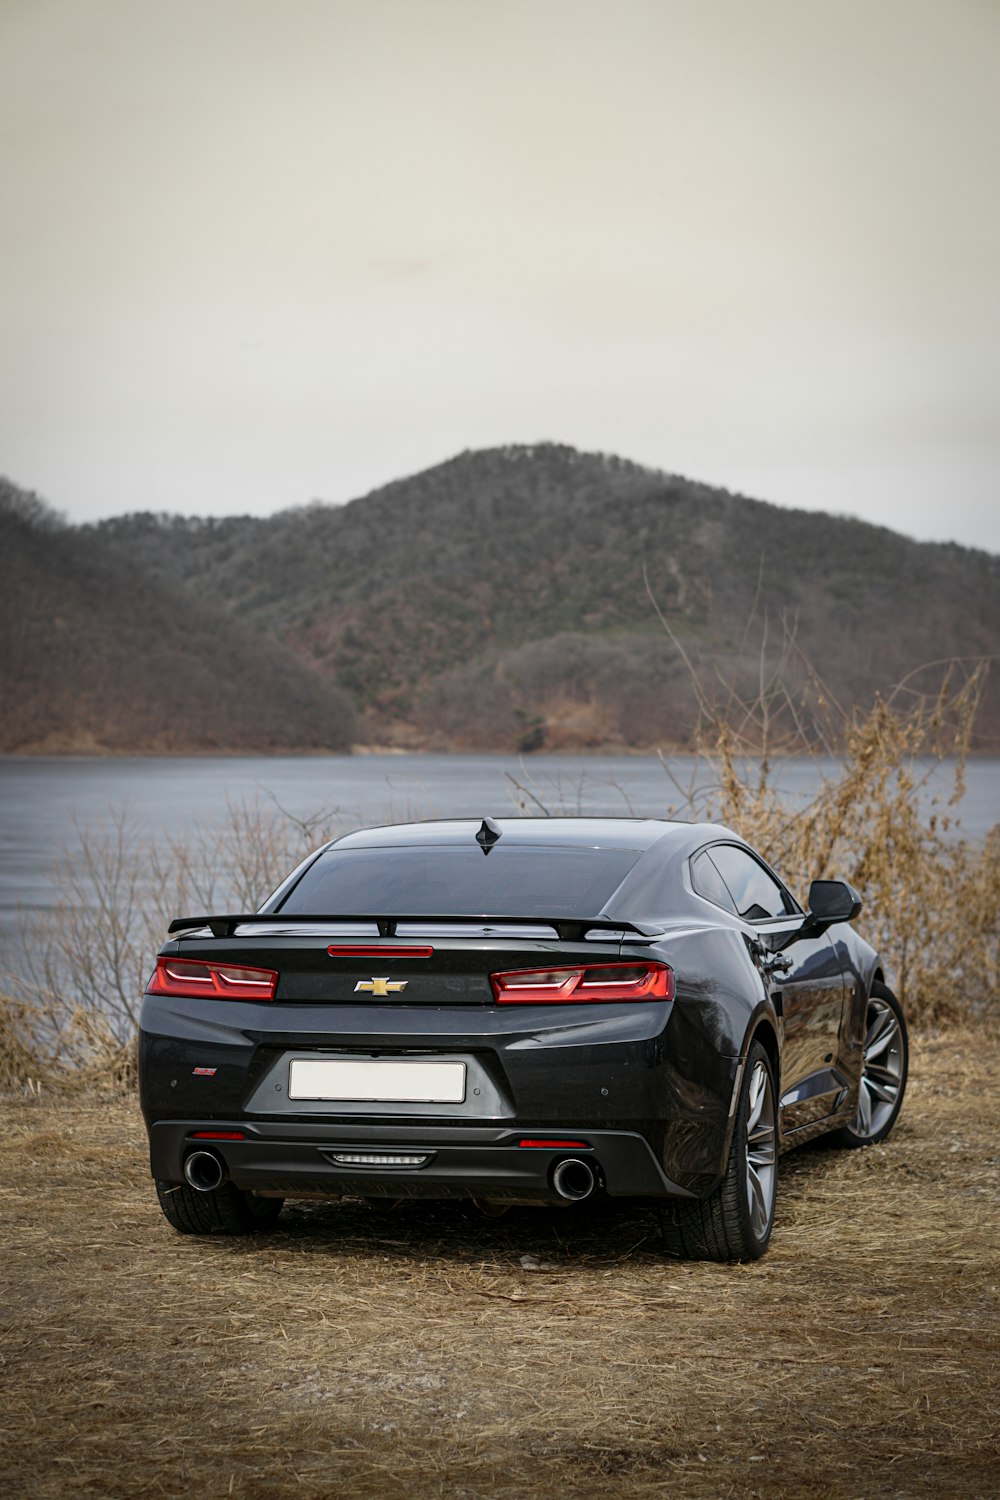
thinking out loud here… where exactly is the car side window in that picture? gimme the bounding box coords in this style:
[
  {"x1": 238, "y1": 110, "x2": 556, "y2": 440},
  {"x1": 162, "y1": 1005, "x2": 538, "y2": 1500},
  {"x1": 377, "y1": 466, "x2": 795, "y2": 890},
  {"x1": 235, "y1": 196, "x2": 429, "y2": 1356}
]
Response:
[
  {"x1": 707, "y1": 844, "x2": 795, "y2": 923},
  {"x1": 690, "y1": 850, "x2": 739, "y2": 913}
]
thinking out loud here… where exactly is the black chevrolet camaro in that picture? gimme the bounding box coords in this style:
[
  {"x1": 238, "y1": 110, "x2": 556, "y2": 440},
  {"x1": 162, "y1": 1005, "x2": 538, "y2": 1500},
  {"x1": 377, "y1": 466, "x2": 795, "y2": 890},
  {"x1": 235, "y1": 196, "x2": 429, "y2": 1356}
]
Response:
[{"x1": 139, "y1": 817, "x2": 908, "y2": 1261}]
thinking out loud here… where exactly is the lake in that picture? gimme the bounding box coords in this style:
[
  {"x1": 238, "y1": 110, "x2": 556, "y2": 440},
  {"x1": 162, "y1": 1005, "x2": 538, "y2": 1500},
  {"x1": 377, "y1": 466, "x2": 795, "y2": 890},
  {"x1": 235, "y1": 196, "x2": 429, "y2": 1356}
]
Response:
[{"x1": 1, "y1": 752, "x2": 998, "y2": 950}]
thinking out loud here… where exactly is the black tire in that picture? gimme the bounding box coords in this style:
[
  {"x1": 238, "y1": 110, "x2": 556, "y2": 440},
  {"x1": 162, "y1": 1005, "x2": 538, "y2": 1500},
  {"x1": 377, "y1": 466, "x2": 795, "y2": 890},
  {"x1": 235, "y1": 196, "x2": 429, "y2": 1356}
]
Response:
[
  {"x1": 830, "y1": 980, "x2": 908, "y2": 1148},
  {"x1": 155, "y1": 1179, "x2": 284, "y2": 1235},
  {"x1": 660, "y1": 1040, "x2": 778, "y2": 1262}
]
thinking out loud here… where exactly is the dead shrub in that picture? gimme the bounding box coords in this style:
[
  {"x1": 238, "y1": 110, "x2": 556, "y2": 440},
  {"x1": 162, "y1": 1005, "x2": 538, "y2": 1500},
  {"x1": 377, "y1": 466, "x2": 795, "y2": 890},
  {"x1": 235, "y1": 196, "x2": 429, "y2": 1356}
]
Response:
[
  {"x1": 1, "y1": 796, "x2": 353, "y2": 1095},
  {"x1": 652, "y1": 599, "x2": 998, "y2": 1024},
  {"x1": 0, "y1": 988, "x2": 136, "y2": 1097}
]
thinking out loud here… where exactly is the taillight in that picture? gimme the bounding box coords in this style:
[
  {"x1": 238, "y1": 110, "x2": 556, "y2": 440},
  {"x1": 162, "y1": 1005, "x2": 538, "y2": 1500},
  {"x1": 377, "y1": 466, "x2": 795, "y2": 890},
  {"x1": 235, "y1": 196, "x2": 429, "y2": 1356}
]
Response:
[
  {"x1": 490, "y1": 961, "x2": 674, "y2": 1004},
  {"x1": 146, "y1": 957, "x2": 278, "y2": 1002}
]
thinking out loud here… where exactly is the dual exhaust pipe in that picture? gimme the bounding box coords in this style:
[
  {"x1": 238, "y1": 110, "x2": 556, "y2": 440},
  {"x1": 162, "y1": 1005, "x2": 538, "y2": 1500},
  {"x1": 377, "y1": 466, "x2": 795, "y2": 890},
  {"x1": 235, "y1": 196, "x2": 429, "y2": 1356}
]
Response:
[
  {"x1": 184, "y1": 1150, "x2": 226, "y2": 1192},
  {"x1": 184, "y1": 1147, "x2": 599, "y2": 1202},
  {"x1": 552, "y1": 1157, "x2": 597, "y2": 1202}
]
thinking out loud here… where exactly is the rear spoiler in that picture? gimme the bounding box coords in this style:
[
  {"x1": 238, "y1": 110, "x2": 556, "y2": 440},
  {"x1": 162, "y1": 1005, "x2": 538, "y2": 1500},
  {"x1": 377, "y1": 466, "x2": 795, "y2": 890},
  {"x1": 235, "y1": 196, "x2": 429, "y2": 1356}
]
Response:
[{"x1": 166, "y1": 913, "x2": 655, "y2": 943}]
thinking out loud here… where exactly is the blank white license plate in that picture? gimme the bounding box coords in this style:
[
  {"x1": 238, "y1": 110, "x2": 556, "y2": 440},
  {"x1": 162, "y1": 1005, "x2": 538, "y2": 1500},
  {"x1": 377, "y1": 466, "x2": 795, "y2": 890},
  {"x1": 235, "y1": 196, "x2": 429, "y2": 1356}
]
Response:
[{"x1": 287, "y1": 1058, "x2": 467, "y2": 1104}]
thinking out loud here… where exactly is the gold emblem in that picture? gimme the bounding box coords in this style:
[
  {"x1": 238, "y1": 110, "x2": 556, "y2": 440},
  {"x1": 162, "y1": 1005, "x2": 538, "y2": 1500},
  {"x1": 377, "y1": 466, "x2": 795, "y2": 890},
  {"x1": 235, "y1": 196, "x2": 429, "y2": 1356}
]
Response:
[{"x1": 354, "y1": 977, "x2": 408, "y2": 996}]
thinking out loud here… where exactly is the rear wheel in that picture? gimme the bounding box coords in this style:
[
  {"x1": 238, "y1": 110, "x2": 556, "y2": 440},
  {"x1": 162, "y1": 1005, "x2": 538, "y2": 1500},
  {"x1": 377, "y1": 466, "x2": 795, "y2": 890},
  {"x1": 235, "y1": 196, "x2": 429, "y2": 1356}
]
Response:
[
  {"x1": 660, "y1": 1040, "x2": 778, "y2": 1262},
  {"x1": 155, "y1": 1179, "x2": 284, "y2": 1235},
  {"x1": 830, "y1": 981, "x2": 908, "y2": 1147}
]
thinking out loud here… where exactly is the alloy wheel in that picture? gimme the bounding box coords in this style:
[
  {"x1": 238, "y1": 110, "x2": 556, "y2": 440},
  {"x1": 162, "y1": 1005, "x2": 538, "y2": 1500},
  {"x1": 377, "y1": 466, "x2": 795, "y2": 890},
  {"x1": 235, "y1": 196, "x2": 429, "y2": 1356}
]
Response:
[
  {"x1": 745, "y1": 1059, "x2": 777, "y2": 1239},
  {"x1": 854, "y1": 998, "x2": 904, "y2": 1137}
]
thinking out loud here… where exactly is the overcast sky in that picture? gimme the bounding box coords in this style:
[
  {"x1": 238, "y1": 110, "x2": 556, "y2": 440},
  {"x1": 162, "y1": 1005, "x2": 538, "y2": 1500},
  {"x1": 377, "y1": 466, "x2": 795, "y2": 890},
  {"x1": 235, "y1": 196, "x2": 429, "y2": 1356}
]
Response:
[{"x1": 2, "y1": 0, "x2": 998, "y2": 551}]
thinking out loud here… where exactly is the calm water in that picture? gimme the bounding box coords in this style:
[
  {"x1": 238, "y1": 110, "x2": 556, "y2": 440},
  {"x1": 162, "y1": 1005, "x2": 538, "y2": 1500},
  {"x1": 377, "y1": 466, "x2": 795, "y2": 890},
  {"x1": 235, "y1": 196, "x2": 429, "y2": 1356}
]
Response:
[{"x1": 1, "y1": 752, "x2": 998, "y2": 949}]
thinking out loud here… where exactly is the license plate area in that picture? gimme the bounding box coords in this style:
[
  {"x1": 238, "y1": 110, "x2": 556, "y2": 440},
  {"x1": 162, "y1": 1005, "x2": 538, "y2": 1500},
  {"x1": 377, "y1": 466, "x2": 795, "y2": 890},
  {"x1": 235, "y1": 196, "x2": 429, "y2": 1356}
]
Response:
[{"x1": 287, "y1": 1058, "x2": 467, "y2": 1104}]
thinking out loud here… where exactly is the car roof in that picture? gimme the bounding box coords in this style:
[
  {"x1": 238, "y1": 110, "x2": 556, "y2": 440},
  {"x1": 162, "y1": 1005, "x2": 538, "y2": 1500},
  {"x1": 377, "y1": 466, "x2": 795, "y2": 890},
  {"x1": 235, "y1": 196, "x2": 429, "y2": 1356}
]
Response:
[
  {"x1": 316, "y1": 817, "x2": 760, "y2": 925},
  {"x1": 330, "y1": 816, "x2": 694, "y2": 853},
  {"x1": 263, "y1": 817, "x2": 763, "y2": 928}
]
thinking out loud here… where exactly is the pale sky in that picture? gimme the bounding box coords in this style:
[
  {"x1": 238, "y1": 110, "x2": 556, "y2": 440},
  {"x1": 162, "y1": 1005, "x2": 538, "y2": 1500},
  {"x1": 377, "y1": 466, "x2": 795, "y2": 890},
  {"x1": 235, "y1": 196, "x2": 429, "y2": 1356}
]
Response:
[{"x1": 2, "y1": 0, "x2": 999, "y2": 551}]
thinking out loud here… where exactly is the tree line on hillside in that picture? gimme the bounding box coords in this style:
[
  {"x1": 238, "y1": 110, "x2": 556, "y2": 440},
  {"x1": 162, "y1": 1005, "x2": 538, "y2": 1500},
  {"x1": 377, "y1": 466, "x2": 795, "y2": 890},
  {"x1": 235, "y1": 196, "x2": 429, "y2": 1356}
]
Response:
[
  {"x1": 4, "y1": 442, "x2": 998, "y2": 754},
  {"x1": 96, "y1": 444, "x2": 999, "y2": 750},
  {"x1": 0, "y1": 481, "x2": 356, "y2": 754}
]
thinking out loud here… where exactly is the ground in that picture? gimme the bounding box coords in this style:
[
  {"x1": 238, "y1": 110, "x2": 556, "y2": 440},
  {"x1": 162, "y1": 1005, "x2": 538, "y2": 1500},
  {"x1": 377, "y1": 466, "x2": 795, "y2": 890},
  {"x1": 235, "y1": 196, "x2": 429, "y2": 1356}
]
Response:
[{"x1": 1, "y1": 1032, "x2": 997, "y2": 1500}]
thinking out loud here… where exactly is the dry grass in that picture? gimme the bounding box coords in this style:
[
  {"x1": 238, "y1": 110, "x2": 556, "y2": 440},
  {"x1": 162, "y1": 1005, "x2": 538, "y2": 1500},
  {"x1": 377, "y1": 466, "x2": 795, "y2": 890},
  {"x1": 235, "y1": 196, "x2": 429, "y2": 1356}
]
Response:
[
  {"x1": 0, "y1": 996, "x2": 135, "y2": 1099},
  {"x1": 2, "y1": 1031, "x2": 997, "y2": 1499}
]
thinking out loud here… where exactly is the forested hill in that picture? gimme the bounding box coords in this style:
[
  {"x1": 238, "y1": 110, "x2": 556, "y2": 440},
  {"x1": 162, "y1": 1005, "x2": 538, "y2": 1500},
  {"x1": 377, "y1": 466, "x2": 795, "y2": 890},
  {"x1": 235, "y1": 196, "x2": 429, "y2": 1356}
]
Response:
[
  {"x1": 0, "y1": 482, "x2": 356, "y2": 753},
  {"x1": 93, "y1": 444, "x2": 1000, "y2": 751},
  {"x1": 4, "y1": 445, "x2": 998, "y2": 753}
]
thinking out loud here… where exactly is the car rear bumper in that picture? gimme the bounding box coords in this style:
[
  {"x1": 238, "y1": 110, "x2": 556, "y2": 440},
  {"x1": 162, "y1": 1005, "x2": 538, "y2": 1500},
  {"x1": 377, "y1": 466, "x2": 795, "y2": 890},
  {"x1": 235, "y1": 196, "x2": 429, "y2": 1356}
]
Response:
[
  {"x1": 139, "y1": 994, "x2": 741, "y2": 1198},
  {"x1": 148, "y1": 1118, "x2": 696, "y2": 1202}
]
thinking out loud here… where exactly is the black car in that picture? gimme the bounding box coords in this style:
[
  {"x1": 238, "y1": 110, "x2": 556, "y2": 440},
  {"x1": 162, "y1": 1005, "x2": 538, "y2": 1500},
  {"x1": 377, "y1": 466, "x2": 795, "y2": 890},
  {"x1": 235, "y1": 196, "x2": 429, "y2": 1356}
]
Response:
[{"x1": 139, "y1": 817, "x2": 908, "y2": 1261}]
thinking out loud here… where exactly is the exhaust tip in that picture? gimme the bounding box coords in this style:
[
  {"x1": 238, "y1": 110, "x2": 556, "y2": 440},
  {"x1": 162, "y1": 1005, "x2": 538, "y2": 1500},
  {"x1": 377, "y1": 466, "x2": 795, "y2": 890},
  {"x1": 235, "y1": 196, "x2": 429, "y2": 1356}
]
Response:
[
  {"x1": 184, "y1": 1150, "x2": 225, "y2": 1192},
  {"x1": 552, "y1": 1157, "x2": 596, "y2": 1202}
]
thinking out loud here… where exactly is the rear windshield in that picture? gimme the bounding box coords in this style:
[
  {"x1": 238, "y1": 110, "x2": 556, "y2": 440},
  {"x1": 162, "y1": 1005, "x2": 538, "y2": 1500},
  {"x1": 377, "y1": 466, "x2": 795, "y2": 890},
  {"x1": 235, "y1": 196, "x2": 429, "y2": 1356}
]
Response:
[{"x1": 278, "y1": 845, "x2": 641, "y2": 918}]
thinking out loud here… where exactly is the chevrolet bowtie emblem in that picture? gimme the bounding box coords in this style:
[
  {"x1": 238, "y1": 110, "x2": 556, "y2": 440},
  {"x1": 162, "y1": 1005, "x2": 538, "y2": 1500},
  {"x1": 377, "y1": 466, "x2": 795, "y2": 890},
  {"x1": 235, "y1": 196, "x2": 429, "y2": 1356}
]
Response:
[{"x1": 354, "y1": 977, "x2": 408, "y2": 996}]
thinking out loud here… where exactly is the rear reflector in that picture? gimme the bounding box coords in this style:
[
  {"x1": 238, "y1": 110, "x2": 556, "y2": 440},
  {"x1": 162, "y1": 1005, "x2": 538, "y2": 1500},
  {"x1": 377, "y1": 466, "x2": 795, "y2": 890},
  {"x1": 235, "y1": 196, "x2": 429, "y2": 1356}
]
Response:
[
  {"x1": 146, "y1": 957, "x2": 278, "y2": 1002},
  {"x1": 191, "y1": 1131, "x2": 246, "y2": 1141},
  {"x1": 519, "y1": 1138, "x2": 591, "y2": 1149},
  {"x1": 491, "y1": 961, "x2": 673, "y2": 1005},
  {"x1": 326, "y1": 945, "x2": 434, "y2": 958}
]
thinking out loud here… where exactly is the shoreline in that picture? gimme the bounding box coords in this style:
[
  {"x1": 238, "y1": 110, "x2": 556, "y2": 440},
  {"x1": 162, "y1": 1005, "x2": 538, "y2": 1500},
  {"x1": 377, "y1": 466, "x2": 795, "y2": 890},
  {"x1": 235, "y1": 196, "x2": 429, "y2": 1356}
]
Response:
[{"x1": 3, "y1": 743, "x2": 999, "y2": 761}]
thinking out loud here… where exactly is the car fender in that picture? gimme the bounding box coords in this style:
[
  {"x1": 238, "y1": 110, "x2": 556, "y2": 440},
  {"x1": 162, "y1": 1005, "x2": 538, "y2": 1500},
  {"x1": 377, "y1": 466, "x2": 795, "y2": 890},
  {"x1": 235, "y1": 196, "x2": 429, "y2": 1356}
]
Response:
[
  {"x1": 705, "y1": 1001, "x2": 782, "y2": 1178},
  {"x1": 648, "y1": 922, "x2": 779, "y2": 1188}
]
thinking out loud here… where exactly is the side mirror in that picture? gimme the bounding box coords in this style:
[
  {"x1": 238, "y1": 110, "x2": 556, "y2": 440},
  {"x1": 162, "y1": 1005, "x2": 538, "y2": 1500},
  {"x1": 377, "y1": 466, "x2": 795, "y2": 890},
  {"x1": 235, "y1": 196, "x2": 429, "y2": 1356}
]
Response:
[
  {"x1": 767, "y1": 878, "x2": 864, "y2": 951},
  {"x1": 805, "y1": 879, "x2": 863, "y2": 932}
]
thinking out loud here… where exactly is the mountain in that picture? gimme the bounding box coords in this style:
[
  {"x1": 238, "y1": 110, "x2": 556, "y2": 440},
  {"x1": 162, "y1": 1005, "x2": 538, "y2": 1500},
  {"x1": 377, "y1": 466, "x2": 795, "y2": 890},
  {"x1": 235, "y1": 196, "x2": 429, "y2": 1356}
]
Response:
[
  {"x1": 91, "y1": 444, "x2": 1000, "y2": 752},
  {"x1": 0, "y1": 481, "x2": 356, "y2": 753}
]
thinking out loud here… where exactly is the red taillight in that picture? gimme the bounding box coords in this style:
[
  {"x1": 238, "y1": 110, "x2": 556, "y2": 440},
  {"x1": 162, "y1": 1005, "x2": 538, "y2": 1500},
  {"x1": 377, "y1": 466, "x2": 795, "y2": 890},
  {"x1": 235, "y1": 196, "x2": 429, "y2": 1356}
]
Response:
[
  {"x1": 326, "y1": 945, "x2": 434, "y2": 958},
  {"x1": 146, "y1": 957, "x2": 278, "y2": 1002},
  {"x1": 491, "y1": 961, "x2": 674, "y2": 1005},
  {"x1": 191, "y1": 1131, "x2": 245, "y2": 1141}
]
